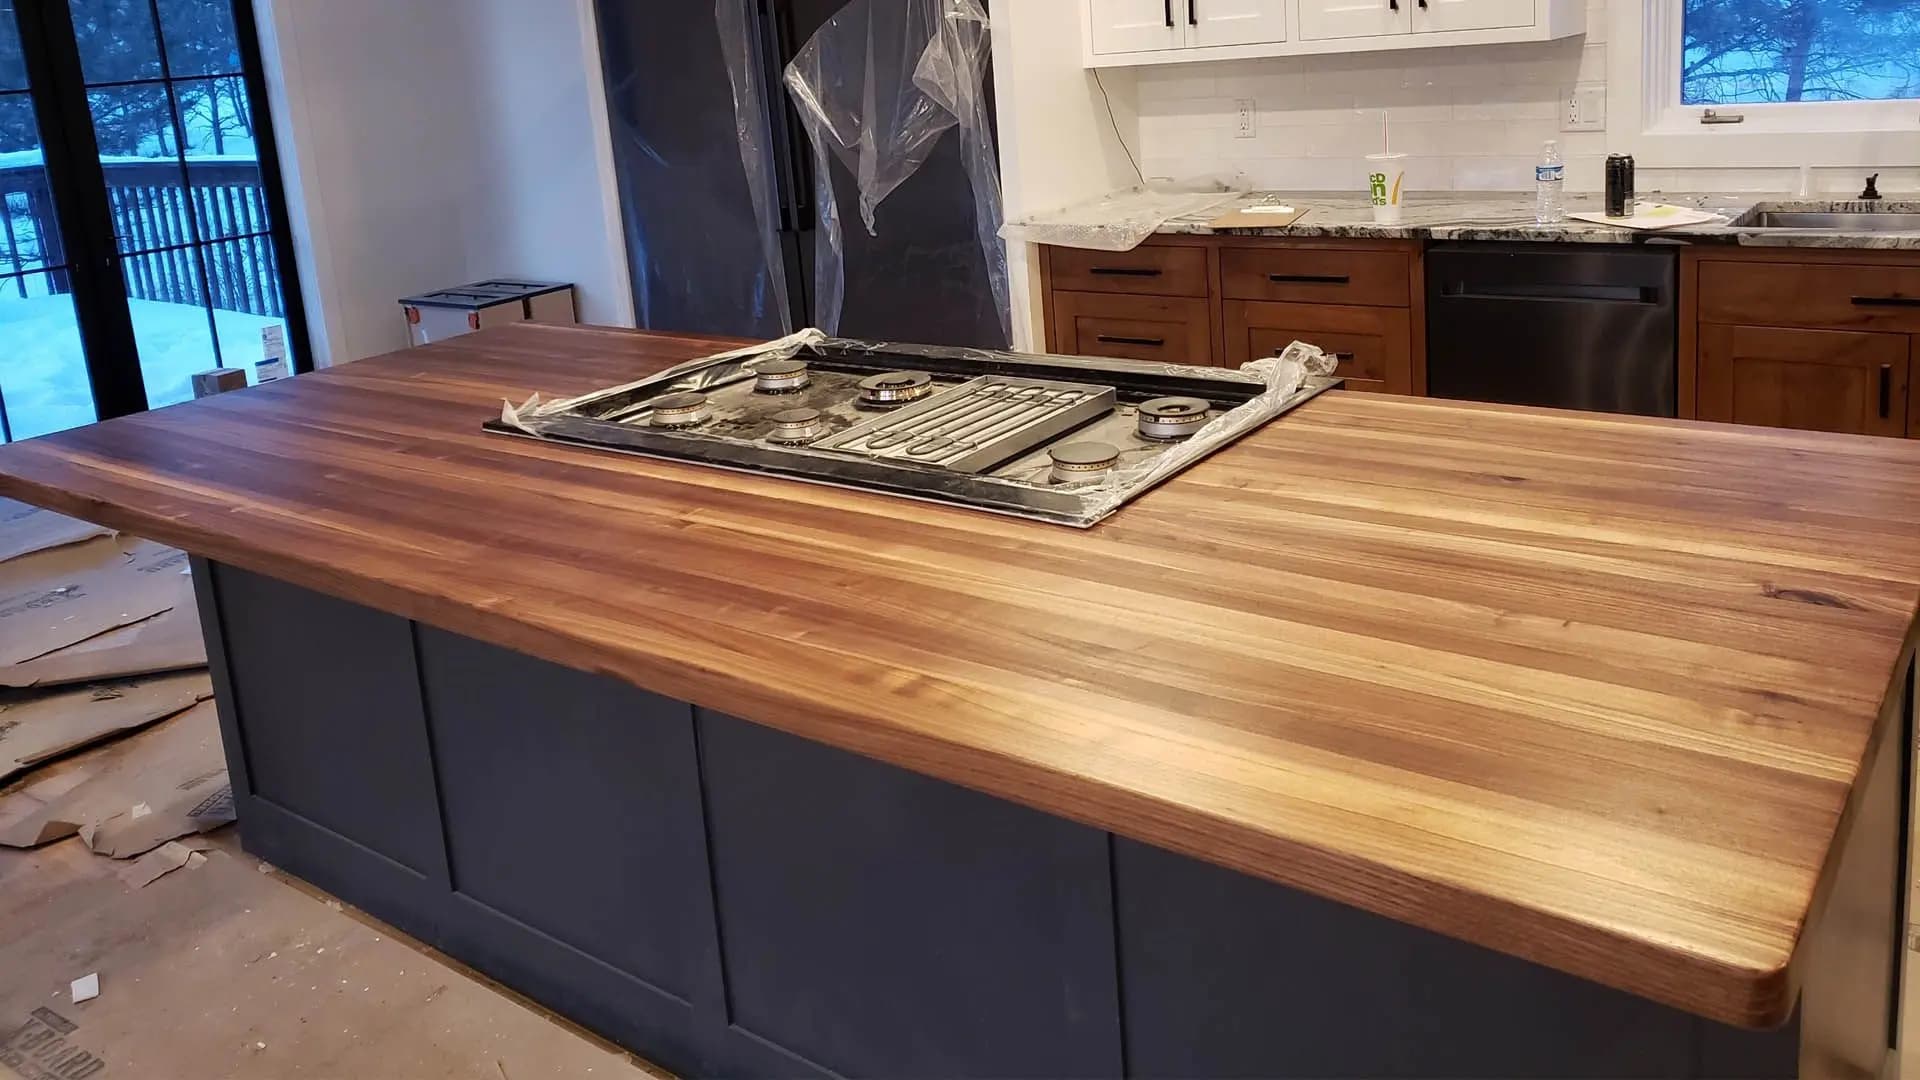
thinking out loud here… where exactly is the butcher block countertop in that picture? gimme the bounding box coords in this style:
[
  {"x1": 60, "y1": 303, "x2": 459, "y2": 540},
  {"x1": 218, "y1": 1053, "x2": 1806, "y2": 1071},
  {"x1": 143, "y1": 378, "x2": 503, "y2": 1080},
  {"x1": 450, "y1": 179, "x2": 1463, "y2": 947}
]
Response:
[{"x1": 4, "y1": 323, "x2": 1920, "y2": 1029}]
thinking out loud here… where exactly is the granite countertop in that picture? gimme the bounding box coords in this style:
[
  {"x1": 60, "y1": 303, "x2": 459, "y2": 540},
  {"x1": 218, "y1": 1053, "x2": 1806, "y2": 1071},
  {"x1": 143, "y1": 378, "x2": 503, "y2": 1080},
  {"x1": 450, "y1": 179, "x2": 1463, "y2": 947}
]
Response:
[{"x1": 1009, "y1": 189, "x2": 1920, "y2": 249}]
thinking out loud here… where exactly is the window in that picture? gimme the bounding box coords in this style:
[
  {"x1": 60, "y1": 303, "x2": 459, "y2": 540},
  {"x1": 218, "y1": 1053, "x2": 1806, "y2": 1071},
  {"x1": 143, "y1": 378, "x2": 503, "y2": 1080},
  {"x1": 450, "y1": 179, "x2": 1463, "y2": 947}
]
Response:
[
  {"x1": 0, "y1": 0, "x2": 307, "y2": 444},
  {"x1": 1609, "y1": 0, "x2": 1920, "y2": 169},
  {"x1": 1682, "y1": 0, "x2": 1920, "y2": 106}
]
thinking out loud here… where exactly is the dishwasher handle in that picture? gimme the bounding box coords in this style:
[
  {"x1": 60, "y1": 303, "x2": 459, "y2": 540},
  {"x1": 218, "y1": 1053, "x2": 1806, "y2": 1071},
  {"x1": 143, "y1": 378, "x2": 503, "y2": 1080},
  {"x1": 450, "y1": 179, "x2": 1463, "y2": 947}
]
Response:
[{"x1": 1439, "y1": 281, "x2": 1662, "y2": 304}]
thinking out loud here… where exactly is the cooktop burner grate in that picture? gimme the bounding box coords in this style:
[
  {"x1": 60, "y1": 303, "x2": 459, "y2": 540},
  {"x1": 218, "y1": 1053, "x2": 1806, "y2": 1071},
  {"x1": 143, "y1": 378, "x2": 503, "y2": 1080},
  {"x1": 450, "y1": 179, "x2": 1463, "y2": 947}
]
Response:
[{"x1": 816, "y1": 376, "x2": 1116, "y2": 473}]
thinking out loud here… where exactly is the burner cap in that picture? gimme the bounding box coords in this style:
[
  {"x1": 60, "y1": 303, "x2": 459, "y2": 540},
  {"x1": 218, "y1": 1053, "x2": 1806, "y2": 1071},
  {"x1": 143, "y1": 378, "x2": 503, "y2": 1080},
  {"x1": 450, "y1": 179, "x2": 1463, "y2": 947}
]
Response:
[
  {"x1": 1137, "y1": 396, "x2": 1212, "y2": 440},
  {"x1": 859, "y1": 370, "x2": 934, "y2": 406},
  {"x1": 1049, "y1": 441, "x2": 1120, "y2": 484},
  {"x1": 754, "y1": 358, "x2": 811, "y2": 394},
  {"x1": 649, "y1": 391, "x2": 710, "y2": 428},
  {"x1": 767, "y1": 407, "x2": 827, "y2": 444}
]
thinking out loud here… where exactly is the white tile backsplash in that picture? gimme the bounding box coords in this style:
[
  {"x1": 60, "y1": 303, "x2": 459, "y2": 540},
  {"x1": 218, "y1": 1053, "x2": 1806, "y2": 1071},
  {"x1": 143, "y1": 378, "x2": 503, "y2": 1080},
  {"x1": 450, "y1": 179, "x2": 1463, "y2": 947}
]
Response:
[{"x1": 1134, "y1": 22, "x2": 1601, "y2": 191}]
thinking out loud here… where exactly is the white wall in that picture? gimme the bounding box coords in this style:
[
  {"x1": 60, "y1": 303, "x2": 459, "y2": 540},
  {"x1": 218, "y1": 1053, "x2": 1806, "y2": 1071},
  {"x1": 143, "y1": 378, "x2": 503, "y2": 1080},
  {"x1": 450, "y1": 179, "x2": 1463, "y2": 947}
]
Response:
[
  {"x1": 464, "y1": 0, "x2": 632, "y2": 331},
  {"x1": 991, "y1": 3, "x2": 1145, "y2": 350},
  {"x1": 1105, "y1": 0, "x2": 1919, "y2": 194},
  {"x1": 253, "y1": 0, "x2": 631, "y2": 368}
]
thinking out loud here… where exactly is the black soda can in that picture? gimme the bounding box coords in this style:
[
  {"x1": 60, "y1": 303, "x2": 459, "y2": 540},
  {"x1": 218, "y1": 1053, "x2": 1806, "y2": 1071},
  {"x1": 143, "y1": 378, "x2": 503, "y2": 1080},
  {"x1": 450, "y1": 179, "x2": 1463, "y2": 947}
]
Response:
[
  {"x1": 1622, "y1": 154, "x2": 1636, "y2": 210},
  {"x1": 1606, "y1": 154, "x2": 1631, "y2": 217}
]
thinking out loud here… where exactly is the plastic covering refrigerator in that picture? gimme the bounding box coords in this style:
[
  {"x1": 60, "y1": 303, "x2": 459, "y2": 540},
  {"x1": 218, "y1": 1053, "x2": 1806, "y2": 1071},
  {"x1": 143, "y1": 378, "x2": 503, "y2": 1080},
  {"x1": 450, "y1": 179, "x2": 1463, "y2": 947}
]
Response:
[{"x1": 594, "y1": 0, "x2": 1009, "y2": 348}]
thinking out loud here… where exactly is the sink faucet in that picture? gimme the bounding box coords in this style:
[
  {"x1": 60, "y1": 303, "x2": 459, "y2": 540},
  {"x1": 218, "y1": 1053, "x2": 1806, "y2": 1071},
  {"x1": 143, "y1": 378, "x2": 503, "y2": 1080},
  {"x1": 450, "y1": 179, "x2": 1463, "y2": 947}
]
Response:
[{"x1": 1861, "y1": 173, "x2": 1882, "y2": 200}]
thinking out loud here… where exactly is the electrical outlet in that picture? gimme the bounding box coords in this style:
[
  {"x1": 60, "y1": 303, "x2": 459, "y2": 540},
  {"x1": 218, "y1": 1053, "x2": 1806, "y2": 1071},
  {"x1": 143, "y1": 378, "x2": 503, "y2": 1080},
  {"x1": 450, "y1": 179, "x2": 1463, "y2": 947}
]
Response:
[
  {"x1": 1234, "y1": 99, "x2": 1256, "y2": 139},
  {"x1": 1562, "y1": 85, "x2": 1605, "y2": 131}
]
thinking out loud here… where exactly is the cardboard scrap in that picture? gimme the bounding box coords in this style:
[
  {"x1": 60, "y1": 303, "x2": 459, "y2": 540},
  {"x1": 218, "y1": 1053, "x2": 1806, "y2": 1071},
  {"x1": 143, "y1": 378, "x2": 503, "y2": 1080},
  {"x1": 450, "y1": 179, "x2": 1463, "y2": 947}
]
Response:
[
  {"x1": 0, "y1": 671, "x2": 214, "y2": 783},
  {"x1": 1207, "y1": 197, "x2": 1311, "y2": 230},
  {"x1": 121, "y1": 839, "x2": 211, "y2": 887},
  {"x1": 0, "y1": 536, "x2": 190, "y2": 668},
  {"x1": 0, "y1": 584, "x2": 206, "y2": 689},
  {"x1": 0, "y1": 497, "x2": 112, "y2": 565},
  {"x1": 0, "y1": 700, "x2": 231, "y2": 855}
]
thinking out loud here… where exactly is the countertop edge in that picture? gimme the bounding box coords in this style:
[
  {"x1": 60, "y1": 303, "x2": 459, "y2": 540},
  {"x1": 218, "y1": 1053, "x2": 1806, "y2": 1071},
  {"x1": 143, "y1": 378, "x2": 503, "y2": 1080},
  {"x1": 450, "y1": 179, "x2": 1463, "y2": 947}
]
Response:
[{"x1": 0, "y1": 455, "x2": 1815, "y2": 1030}]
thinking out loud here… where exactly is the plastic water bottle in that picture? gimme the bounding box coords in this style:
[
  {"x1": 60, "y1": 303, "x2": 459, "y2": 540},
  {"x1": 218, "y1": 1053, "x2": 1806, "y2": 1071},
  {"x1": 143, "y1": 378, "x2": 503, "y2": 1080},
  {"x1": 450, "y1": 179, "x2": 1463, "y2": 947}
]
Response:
[{"x1": 1535, "y1": 140, "x2": 1565, "y2": 224}]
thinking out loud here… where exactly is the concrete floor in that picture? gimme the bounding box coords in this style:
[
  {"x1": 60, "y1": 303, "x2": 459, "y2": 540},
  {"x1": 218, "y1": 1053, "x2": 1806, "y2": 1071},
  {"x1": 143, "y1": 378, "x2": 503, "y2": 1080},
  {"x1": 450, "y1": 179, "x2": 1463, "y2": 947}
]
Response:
[{"x1": 0, "y1": 829, "x2": 669, "y2": 1079}]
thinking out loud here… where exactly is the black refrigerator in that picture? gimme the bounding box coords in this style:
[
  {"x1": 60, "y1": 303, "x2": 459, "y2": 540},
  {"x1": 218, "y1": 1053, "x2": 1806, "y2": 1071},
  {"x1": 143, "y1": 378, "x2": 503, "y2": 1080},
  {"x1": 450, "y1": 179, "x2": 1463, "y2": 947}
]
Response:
[{"x1": 594, "y1": 0, "x2": 1007, "y2": 348}]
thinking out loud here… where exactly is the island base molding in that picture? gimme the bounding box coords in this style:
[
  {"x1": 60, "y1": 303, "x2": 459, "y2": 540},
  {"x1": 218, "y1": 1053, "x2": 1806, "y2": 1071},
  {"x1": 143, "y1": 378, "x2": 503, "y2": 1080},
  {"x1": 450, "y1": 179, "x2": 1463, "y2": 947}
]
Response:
[{"x1": 192, "y1": 558, "x2": 1906, "y2": 1079}]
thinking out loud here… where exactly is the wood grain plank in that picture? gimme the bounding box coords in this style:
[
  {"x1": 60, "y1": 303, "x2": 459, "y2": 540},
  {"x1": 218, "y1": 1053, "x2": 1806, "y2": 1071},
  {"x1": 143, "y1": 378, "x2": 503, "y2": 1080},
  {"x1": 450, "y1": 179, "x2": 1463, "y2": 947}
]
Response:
[{"x1": 2, "y1": 322, "x2": 1919, "y2": 1029}]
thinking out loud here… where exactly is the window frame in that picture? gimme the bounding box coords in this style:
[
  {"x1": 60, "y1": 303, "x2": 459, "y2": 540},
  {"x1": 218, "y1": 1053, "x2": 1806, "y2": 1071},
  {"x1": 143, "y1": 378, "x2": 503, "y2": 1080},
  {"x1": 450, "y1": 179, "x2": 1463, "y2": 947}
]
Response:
[{"x1": 1607, "y1": 0, "x2": 1920, "y2": 170}]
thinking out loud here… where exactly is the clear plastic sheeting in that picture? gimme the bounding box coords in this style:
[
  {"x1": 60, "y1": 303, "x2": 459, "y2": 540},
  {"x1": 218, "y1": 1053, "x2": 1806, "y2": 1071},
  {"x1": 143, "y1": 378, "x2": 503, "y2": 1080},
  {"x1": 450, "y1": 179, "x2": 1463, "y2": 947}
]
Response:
[
  {"x1": 714, "y1": 0, "x2": 794, "y2": 334},
  {"x1": 782, "y1": 0, "x2": 1009, "y2": 342},
  {"x1": 1001, "y1": 188, "x2": 1245, "y2": 252}
]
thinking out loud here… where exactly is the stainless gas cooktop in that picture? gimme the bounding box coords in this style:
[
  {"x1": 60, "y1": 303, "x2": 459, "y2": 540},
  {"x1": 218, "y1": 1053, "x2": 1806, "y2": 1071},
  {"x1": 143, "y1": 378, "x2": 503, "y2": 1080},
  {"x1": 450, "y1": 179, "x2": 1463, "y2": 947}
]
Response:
[{"x1": 487, "y1": 336, "x2": 1337, "y2": 527}]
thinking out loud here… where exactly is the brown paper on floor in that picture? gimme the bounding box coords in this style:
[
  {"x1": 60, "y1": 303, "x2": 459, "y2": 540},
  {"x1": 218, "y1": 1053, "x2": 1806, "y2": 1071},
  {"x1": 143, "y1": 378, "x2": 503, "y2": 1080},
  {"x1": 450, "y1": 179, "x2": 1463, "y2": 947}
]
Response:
[
  {"x1": 0, "y1": 840, "x2": 662, "y2": 1080},
  {"x1": 0, "y1": 537, "x2": 190, "y2": 668},
  {"x1": 0, "y1": 582, "x2": 206, "y2": 689},
  {"x1": 0, "y1": 700, "x2": 231, "y2": 855},
  {"x1": 0, "y1": 497, "x2": 113, "y2": 565},
  {"x1": 0, "y1": 670, "x2": 213, "y2": 782}
]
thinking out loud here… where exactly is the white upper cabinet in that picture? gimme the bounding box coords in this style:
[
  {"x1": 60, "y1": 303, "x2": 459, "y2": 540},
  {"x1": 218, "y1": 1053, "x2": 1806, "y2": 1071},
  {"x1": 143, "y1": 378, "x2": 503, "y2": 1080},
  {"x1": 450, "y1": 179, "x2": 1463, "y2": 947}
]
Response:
[
  {"x1": 1299, "y1": 0, "x2": 1407, "y2": 41},
  {"x1": 1086, "y1": 0, "x2": 1580, "y2": 63},
  {"x1": 1187, "y1": 0, "x2": 1290, "y2": 46},
  {"x1": 1089, "y1": 0, "x2": 1186, "y2": 53},
  {"x1": 1411, "y1": 0, "x2": 1535, "y2": 32}
]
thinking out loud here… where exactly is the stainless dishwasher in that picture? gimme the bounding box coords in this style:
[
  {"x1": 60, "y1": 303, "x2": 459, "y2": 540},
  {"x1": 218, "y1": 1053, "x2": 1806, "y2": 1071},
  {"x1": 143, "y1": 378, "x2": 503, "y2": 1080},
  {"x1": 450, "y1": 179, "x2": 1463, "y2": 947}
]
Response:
[{"x1": 1425, "y1": 244, "x2": 1678, "y2": 417}]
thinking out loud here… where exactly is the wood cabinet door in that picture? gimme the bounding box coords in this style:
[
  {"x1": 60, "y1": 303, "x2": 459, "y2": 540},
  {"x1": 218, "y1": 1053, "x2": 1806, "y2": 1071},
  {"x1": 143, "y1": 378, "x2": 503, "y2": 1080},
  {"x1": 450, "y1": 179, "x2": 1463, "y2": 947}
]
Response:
[
  {"x1": 1089, "y1": 0, "x2": 1186, "y2": 53},
  {"x1": 1698, "y1": 324, "x2": 1910, "y2": 437},
  {"x1": 1054, "y1": 291, "x2": 1215, "y2": 366},
  {"x1": 1224, "y1": 300, "x2": 1411, "y2": 393},
  {"x1": 1413, "y1": 0, "x2": 1535, "y2": 33},
  {"x1": 1299, "y1": 0, "x2": 1408, "y2": 39},
  {"x1": 1188, "y1": 0, "x2": 1289, "y2": 46}
]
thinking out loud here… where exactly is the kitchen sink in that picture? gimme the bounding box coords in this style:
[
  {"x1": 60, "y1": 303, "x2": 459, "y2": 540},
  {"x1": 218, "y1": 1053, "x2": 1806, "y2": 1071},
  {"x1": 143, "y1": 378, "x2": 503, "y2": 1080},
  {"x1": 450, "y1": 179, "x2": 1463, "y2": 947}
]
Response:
[{"x1": 1732, "y1": 209, "x2": 1920, "y2": 231}]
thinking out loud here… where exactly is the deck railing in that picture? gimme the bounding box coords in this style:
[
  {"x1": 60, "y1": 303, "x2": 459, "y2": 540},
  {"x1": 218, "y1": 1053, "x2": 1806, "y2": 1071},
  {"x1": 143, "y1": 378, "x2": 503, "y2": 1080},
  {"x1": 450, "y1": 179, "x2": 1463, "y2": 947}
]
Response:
[{"x1": 0, "y1": 157, "x2": 284, "y2": 319}]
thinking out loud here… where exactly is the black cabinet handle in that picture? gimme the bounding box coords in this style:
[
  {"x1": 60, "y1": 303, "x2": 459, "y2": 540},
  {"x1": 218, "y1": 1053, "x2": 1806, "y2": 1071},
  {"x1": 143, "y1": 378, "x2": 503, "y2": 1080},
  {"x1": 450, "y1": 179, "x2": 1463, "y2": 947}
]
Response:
[
  {"x1": 1090, "y1": 266, "x2": 1162, "y2": 277},
  {"x1": 1188, "y1": 0, "x2": 1198, "y2": 24},
  {"x1": 1096, "y1": 334, "x2": 1165, "y2": 347},
  {"x1": 1164, "y1": 0, "x2": 1173, "y2": 26},
  {"x1": 1269, "y1": 273, "x2": 1351, "y2": 285},
  {"x1": 1418, "y1": 0, "x2": 1428, "y2": 8},
  {"x1": 1852, "y1": 295, "x2": 1920, "y2": 307},
  {"x1": 1881, "y1": 364, "x2": 1894, "y2": 418},
  {"x1": 1390, "y1": 0, "x2": 1398, "y2": 11}
]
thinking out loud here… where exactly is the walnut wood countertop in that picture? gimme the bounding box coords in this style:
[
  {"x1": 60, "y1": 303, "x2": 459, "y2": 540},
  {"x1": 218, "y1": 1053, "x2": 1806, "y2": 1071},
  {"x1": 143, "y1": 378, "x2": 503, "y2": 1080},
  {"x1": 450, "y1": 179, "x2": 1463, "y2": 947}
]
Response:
[{"x1": 4, "y1": 323, "x2": 1919, "y2": 1028}]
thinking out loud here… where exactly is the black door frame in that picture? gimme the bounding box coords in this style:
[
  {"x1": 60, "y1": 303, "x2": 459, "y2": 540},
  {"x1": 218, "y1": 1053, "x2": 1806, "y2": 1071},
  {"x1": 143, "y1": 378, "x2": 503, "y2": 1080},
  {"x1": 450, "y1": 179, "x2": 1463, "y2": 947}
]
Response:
[{"x1": 9, "y1": 0, "x2": 313, "y2": 428}]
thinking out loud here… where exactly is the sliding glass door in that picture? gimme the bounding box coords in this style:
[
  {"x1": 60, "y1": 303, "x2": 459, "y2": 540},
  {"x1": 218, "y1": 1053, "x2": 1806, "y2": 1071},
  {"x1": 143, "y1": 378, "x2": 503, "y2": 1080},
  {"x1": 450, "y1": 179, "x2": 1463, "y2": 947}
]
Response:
[{"x1": 0, "y1": 0, "x2": 306, "y2": 443}]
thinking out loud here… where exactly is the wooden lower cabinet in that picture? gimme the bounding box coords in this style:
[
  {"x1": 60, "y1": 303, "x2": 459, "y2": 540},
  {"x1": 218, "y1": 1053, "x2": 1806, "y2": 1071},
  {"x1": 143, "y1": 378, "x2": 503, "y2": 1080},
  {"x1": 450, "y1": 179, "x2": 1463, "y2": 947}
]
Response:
[
  {"x1": 1697, "y1": 323, "x2": 1910, "y2": 437},
  {"x1": 1224, "y1": 300, "x2": 1412, "y2": 394},
  {"x1": 1051, "y1": 290, "x2": 1214, "y2": 366}
]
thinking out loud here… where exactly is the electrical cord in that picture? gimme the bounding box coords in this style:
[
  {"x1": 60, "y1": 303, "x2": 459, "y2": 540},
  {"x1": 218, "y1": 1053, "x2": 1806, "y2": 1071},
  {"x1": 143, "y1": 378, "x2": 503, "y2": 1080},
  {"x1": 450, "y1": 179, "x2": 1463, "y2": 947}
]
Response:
[{"x1": 1092, "y1": 68, "x2": 1144, "y2": 185}]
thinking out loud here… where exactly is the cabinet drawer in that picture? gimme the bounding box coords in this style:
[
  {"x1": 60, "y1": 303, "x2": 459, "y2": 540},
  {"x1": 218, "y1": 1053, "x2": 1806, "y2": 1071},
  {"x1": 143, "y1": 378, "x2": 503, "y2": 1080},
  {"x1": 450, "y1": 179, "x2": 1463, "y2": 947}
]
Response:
[
  {"x1": 1054, "y1": 291, "x2": 1213, "y2": 366},
  {"x1": 1698, "y1": 260, "x2": 1920, "y2": 333},
  {"x1": 1220, "y1": 246, "x2": 1409, "y2": 307},
  {"x1": 1047, "y1": 244, "x2": 1209, "y2": 297},
  {"x1": 1223, "y1": 300, "x2": 1411, "y2": 393},
  {"x1": 1697, "y1": 323, "x2": 1909, "y2": 437}
]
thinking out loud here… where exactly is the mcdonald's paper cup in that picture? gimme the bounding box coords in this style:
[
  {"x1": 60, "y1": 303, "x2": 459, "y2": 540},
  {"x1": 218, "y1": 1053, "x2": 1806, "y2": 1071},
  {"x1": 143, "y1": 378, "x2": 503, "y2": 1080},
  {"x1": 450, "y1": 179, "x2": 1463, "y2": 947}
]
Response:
[{"x1": 1365, "y1": 154, "x2": 1407, "y2": 225}]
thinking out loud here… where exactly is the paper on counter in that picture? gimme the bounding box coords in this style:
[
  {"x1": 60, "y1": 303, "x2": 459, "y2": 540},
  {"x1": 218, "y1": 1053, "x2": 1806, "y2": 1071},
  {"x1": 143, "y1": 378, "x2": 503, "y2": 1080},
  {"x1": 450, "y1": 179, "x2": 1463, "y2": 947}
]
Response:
[{"x1": 1568, "y1": 203, "x2": 1725, "y2": 230}]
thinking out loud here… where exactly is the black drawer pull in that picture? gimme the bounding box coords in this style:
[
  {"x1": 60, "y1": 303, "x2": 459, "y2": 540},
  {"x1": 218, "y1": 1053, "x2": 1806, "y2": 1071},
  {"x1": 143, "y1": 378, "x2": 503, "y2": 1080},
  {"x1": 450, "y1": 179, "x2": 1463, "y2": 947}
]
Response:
[
  {"x1": 1331, "y1": 351, "x2": 1356, "y2": 362},
  {"x1": 1090, "y1": 266, "x2": 1163, "y2": 277},
  {"x1": 1269, "y1": 273, "x2": 1351, "y2": 285},
  {"x1": 1881, "y1": 363, "x2": 1894, "y2": 418},
  {"x1": 1095, "y1": 334, "x2": 1165, "y2": 347},
  {"x1": 1851, "y1": 295, "x2": 1920, "y2": 307},
  {"x1": 1163, "y1": 0, "x2": 1173, "y2": 26}
]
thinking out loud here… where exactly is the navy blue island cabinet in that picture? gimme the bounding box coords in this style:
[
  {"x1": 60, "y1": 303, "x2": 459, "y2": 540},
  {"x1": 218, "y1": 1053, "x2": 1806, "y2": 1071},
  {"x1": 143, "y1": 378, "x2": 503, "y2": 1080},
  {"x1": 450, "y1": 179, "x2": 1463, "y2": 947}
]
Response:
[{"x1": 189, "y1": 557, "x2": 1909, "y2": 1080}]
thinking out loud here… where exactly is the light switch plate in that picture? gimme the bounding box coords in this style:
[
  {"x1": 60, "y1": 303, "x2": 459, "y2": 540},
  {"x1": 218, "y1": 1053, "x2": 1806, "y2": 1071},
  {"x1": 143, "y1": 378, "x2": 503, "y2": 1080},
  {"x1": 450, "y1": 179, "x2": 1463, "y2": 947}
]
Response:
[
  {"x1": 1234, "y1": 99, "x2": 1256, "y2": 139},
  {"x1": 1562, "y1": 84, "x2": 1605, "y2": 131}
]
